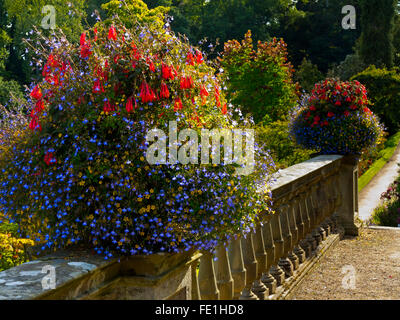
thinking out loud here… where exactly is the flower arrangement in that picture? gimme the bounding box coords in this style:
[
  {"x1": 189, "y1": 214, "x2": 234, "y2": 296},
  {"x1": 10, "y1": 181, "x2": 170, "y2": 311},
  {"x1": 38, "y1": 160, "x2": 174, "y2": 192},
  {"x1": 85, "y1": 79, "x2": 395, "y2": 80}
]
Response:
[
  {"x1": 0, "y1": 17, "x2": 274, "y2": 259},
  {"x1": 290, "y1": 78, "x2": 385, "y2": 155}
]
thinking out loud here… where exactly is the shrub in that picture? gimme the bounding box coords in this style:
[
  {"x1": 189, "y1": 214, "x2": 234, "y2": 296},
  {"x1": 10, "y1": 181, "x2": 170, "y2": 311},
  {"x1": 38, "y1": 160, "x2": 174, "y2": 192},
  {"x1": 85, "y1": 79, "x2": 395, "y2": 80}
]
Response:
[
  {"x1": 0, "y1": 76, "x2": 26, "y2": 110},
  {"x1": 256, "y1": 121, "x2": 313, "y2": 170},
  {"x1": 371, "y1": 177, "x2": 400, "y2": 227},
  {"x1": 0, "y1": 232, "x2": 34, "y2": 271},
  {"x1": 0, "y1": 18, "x2": 274, "y2": 258},
  {"x1": 295, "y1": 58, "x2": 324, "y2": 93},
  {"x1": 351, "y1": 66, "x2": 400, "y2": 134},
  {"x1": 290, "y1": 78, "x2": 385, "y2": 155},
  {"x1": 219, "y1": 30, "x2": 299, "y2": 124}
]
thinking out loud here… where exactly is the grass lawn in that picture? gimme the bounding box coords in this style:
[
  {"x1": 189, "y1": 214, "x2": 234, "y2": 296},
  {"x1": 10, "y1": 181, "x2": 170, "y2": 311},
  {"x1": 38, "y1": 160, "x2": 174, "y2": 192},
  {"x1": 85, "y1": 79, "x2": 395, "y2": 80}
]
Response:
[{"x1": 358, "y1": 131, "x2": 400, "y2": 192}]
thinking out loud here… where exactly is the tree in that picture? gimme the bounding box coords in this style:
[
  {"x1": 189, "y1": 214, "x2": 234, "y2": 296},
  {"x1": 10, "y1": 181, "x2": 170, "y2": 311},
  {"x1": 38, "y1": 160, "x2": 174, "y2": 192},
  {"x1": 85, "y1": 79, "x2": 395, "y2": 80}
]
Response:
[
  {"x1": 274, "y1": 0, "x2": 361, "y2": 73},
  {"x1": 359, "y1": 0, "x2": 396, "y2": 68},
  {"x1": 295, "y1": 58, "x2": 324, "y2": 92},
  {"x1": 219, "y1": 31, "x2": 298, "y2": 124},
  {"x1": 3, "y1": 0, "x2": 86, "y2": 83}
]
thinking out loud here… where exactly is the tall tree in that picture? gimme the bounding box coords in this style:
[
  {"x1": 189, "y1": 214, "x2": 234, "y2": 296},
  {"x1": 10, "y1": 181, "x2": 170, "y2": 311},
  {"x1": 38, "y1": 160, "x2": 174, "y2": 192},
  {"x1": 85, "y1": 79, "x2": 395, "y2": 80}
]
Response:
[
  {"x1": 359, "y1": 0, "x2": 396, "y2": 68},
  {"x1": 274, "y1": 0, "x2": 361, "y2": 72}
]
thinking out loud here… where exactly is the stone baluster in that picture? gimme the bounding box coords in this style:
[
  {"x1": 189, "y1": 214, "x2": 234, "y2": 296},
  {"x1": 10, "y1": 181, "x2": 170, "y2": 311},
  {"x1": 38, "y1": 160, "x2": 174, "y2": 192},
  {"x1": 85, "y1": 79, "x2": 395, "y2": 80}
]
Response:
[
  {"x1": 311, "y1": 183, "x2": 323, "y2": 246},
  {"x1": 261, "y1": 217, "x2": 277, "y2": 294},
  {"x1": 198, "y1": 251, "x2": 220, "y2": 300},
  {"x1": 228, "y1": 237, "x2": 247, "y2": 299},
  {"x1": 317, "y1": 178, "x2": 328, "y2": 241},
  {"x1": 239, "y1": 235, "x2": 259, "y2": 300},
  {"x1": 252, "y1": 228, "x2": 269, "y2": 300},
  {"x1": 287, "y1": 199, "x2": 300, "y2": 270},
  {"x1": 269, "y1": 208, "x2": 286, "y2": 286},
  {"x1": 278, "y1": 204, "x2": 294, "y2": 277},
  {"x1": 294, "y1": 194, "x2": 307, "y2": 263},
  {"x1": 305, "y1": 184, "x2": 318, "y2": 251},
  {"x1": 215, "y1": 245, "x2": 234, "y2": 300}
]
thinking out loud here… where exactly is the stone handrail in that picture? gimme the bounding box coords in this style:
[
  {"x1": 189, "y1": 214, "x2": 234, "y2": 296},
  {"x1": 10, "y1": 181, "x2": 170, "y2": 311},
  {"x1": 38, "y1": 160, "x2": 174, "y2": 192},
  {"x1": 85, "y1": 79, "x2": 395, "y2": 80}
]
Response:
[{"x1": 0, "y1": 155, "x2": 359, "y2": 300}]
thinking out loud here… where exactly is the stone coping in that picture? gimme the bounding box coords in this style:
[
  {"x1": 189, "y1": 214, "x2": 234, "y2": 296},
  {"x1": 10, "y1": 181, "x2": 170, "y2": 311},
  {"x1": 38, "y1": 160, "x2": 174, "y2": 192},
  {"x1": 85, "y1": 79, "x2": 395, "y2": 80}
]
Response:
[
  {"x1": 0, "y1": 250, "x2": 118, "y2": 300},
  {"x1": 267, "y1": 155, "x2": 343, "y2": 200}
]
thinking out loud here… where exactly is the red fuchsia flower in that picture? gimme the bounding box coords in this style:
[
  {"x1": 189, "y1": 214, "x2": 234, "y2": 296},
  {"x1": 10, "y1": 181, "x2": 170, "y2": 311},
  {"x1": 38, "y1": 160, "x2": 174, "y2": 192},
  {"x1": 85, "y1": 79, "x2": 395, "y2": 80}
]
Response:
[
  {"x1": 35, "y1": 100, "x2": 45, "y2": 113},
  {"x1": 180, "y1": 76, "x2": 194, "y2": 90},
  {"x1": 344, "y1": 110, "x2": 350, "y2": 117},
  {"x1": 108, "y1": 25, "x2": 117, "y2": 41},
  {"x1": 195, "y1": 50, "x2": 203, "y2": 64},
  {"x1": 126, "y1": 97, "x2": 134, "y2": 113},
  {"x1": 44, "y1": 152, "x2": 57, "y2": 166},
  {"x1": 310, "y1": 105, "x2": 316, "y2": 111},
  {"x1": 350, "y1": 104, "x2": 357, "y2": 110},
  {"x1": 103, "y1": 100, "x2": 116, "y2": 113},
  {"x1": 313, "y1": 115, "x2": 320, "y2": 125},
  {"x1": 29, "y1": 116, "x2": 41, "y2": 131},
  {"x1": 94, "y1": 28, "x2": 98, "y2": 42},
  {"x1": 80, "y1": 43, "x2": 92, "y2": 59},
  {"x1": 327, "y1": 112, "x2": 334, "y2": 118},
  {"x1": 146, "y1": 57, "x2": 155, "y2": 72},
  {"x1": 174, "y1": 97, "x2": 183, "y2": 112},
  {"x1": 335, "y1": 100, "x2": 342, "y2": 106},
  {"x1": 186, "y1": 52, "x2": 195, "y2": 66},
  {"x1": 323, "y1": 120, "x2": 329, "y2": 126},
  {"x1": 30, "y1": 85, "x2": 42, "y2": 100},
  {"x1": 364, "y1": 107, "x2": 372, "y2": 114},
  {"x1": 140, "y1": 81, "x2": 156, "y2": 103},
  {"x1": 305, "y1": 111, "x2": 311, "y2": 119},
  {"x1": 161, "y1": 63, "x2": 175, "y2": 80},
  {"x1": 92, "y1": 79, "x2": 105, "y2": 94},
  {"x1": 222, "y1": 103, "x2": 228, "y2": 115},
  {"x1": 160, "y1": 82, "x2": 170, "y2": 99},
  {"x1": 80, "y1": 33, "x2": 86, "y2": 46}
]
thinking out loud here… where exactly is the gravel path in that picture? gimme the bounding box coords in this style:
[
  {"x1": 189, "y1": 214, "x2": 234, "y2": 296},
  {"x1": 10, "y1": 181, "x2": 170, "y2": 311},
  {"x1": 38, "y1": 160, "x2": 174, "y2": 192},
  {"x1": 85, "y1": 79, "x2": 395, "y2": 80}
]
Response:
[{"x1": 290, "y1": 228, "x2": 400, "y2": 300}]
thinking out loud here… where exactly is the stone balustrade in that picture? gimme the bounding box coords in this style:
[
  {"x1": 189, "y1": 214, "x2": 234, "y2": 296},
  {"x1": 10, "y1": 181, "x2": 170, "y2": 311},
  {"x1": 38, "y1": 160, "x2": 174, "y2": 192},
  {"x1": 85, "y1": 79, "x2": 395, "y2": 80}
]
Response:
[
  {"x1": 195, "y1": 154, "x2": 358, "y2": 300},
  {"x1": 0, "y1": 155, "x2": 359, "y2": 300}
]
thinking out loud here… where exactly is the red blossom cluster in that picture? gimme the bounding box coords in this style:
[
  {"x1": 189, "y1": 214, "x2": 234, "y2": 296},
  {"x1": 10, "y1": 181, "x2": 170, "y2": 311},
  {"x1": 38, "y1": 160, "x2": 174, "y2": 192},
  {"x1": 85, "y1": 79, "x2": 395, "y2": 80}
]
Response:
[{"x1": 304, "y1": 79, "x2": 373, "y2": 128}]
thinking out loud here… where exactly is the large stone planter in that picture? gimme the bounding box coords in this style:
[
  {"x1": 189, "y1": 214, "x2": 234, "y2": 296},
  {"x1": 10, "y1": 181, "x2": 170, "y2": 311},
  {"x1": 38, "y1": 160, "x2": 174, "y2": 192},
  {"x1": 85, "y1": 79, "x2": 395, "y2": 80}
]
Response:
[{"x1": 84, "y1": 249, "x2": 202, "y2": 300}]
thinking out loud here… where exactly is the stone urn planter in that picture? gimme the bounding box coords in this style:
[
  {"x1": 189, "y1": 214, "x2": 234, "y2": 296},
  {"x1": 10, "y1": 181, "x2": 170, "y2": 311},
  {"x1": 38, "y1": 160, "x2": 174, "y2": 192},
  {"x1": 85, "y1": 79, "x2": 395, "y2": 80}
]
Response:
[{"x1": 85, "y1": 249, "x2": 202, "y2": 300}]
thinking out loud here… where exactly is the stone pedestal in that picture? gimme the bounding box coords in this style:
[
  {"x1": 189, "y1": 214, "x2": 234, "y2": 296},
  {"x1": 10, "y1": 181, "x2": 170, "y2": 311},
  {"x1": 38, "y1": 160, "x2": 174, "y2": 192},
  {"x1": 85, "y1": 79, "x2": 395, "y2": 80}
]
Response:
[{"x1": 337, "y1": 155, "x2": 360, "y2": 236}]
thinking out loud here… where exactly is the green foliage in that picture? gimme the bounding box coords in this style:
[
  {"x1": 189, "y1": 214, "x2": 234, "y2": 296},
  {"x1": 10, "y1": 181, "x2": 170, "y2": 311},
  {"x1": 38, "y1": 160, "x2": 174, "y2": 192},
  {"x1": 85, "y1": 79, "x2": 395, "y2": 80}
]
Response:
[
  {"x1": 0, "y1": 76, "x2": 26, "y2": 109},
  {"x1": 359, "y1": 0, "x2": 396, "y2": 68},
  {"x1": 275, "y1": 0, "x2": 361, "y2": 73},
  {"x1": 0, "y1": 28, "x2": 11, "y2": 73},
  {"x1": 144, "y1": 0, "x2": 298, "y2": 55},
  {"x1": 371, "y1": 172, "x2": 400, "y2": 227},
  {"x1": 256, "y1": 121, "x2": 313, "y2": 169},
  {"x1": 101, "y1": 0, "x2": 169, "y2": 30},
  {"x1": 295, "y1": 58, "x2": 324, "y2": 93},
  {"x1": 3, "y1": 0, "x2": 86, "y2": 84},
  {"x1": 219, "y1": 31, "x2": 298, "y2": 124},
  {"x1": 327, "y1": 54, "x2": 366, "y2": 81},
  {"x1": 351, "y1": 66, "x2": 400, "y2": 134}
]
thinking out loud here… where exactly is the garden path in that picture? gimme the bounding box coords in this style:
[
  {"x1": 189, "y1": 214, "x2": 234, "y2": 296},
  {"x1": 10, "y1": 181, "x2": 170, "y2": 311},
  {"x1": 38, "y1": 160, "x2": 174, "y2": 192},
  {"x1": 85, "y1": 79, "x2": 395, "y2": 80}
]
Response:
[
  {"x1": 290, "y1": 228, "x2": 400, "y2": 300},
  {"x1": 359, "y1": 142, "x2": 400, "y2": 221}
]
